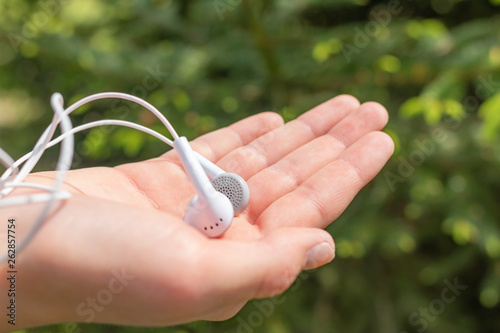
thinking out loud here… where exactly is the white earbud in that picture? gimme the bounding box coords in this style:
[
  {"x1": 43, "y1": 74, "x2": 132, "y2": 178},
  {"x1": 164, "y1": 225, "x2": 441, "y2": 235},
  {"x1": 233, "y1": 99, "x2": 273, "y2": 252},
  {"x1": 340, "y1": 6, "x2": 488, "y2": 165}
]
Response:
[
  {"x1": 173, "y1": 137, "x2": 235, "y2": 237},
  {"x1": 195, "y1": 152, "x2": 250, "y2": 216}
]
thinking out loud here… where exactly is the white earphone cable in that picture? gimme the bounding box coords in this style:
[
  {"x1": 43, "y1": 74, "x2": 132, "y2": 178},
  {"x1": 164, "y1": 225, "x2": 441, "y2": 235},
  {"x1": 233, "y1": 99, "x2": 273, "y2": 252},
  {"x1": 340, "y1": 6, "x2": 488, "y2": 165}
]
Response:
[
  {"x1": 1, "y1": 92, "x2": 178, "y2": 186},
  {"x1": 0, "y1": 93, "x2": 74, "y2": 262},
  {"x1": 2, "y1": 119, "x2": 174, "y2": 184},
  {"x1": 0, "y1": 92, "x2": 182, "y2": 262},
  {"x1": 0, "y1": 148, "x2": 18, "y2": 180}
]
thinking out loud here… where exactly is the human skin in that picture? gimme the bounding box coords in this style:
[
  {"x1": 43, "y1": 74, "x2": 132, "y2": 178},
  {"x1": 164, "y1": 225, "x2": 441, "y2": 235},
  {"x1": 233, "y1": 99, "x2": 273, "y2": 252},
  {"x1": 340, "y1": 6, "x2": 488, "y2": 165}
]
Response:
[{"x1": 0, "y1": 94, "x2": 393, "y2": 330}]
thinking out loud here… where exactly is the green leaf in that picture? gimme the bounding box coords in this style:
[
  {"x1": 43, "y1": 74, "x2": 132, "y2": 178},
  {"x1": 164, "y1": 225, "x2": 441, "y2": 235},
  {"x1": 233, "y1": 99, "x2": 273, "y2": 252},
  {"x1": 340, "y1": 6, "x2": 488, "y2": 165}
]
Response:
[
  {"x1": 423, "y1": 98, "x2": 443, "y2": 125},
  {"x1": 113, "y1": 128, "x2": 145, "y2": 158},
  {"x1": 422, "y1": 71, "x2": 466, "y2": 100},
  {"x1": 443, "y1": 99, "x2": 465, "y2": 119},
  {"x1": 400, "y1": 97, "x2": 424, "y2": 118},
  {"x1": 312, "y1": 38, "x2": 342, "y2": 63},
  {"x1": 479, "y1": 93, "x2": 500, "y2": 141}
]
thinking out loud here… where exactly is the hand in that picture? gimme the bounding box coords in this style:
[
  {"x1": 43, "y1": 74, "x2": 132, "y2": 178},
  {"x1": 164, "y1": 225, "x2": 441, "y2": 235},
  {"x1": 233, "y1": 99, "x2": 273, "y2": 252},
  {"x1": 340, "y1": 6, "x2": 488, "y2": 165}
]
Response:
[{"x1": 1, "y1": 95, "x2": 393, "y2": 329}]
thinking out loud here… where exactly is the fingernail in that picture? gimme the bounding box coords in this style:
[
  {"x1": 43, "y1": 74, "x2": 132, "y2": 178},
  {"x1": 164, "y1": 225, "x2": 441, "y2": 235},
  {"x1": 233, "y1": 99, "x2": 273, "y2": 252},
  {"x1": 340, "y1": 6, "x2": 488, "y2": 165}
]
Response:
[{"x1": 305, "y1": 242, "x2": 335, "y2": 270}]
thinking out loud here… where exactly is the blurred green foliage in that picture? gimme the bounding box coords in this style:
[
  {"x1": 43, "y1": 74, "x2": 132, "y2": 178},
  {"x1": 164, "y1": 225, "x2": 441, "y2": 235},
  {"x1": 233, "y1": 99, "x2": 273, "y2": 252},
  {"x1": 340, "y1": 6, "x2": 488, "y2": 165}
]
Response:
[{"x1": 1, "y1": 0, "x2": 500, "y2": 332}]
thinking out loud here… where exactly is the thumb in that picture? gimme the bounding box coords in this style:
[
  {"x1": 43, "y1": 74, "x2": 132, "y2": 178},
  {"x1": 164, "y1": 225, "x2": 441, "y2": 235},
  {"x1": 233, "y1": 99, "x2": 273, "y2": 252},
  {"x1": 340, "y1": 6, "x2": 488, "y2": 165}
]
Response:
[{"x1": 206, "y1": 228, "x2": 335, "y2": 301}]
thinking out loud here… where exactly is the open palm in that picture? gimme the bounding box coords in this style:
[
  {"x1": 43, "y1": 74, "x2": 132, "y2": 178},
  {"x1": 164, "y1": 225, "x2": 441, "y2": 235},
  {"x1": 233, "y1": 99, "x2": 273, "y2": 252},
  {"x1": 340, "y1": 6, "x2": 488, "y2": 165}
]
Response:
[{"x1": 11, "y1": 95, "x2": 393, "y2": 329}]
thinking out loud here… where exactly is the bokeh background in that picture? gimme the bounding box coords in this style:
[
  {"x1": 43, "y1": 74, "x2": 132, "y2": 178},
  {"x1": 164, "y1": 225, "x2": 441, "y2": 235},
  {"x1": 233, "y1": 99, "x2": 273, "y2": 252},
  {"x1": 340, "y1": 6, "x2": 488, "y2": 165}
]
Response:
[{"x1": 1, "y1": 0, "x2": 500, "y2": 332}]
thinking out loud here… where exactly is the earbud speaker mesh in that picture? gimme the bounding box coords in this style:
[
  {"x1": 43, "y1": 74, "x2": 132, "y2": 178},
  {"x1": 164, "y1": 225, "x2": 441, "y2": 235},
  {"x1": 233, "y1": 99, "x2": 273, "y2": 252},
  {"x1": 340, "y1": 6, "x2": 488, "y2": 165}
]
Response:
[{"x1": 211, "y1": 173, "x2": 249, "y2": 216}]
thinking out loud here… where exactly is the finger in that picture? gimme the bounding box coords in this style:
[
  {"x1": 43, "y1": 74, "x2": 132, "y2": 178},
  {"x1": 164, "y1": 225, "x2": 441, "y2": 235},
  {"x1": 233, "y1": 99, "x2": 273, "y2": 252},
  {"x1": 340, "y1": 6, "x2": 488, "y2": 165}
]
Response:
[
  {"x1": 199, "y1": 227, "x2": 335, "y2": 320},
  {"x1": 246, "y1": 102, "x2": 389, "y2": 221},
  {"x1": 159, "y1": 112, "x2": 284, "y2": 163},
  {"x1": 257, "y1": 131, "x2": 394, "y2": 230},
  {"x1": 296, "y1": 94, "x2": 361, "y2": 138},
  {"x1": 327, "y1": 101, "x2": 389, "y2": 147},
  {"x1": 216, "y1": 95, "x2": 360, "y2": 179}
]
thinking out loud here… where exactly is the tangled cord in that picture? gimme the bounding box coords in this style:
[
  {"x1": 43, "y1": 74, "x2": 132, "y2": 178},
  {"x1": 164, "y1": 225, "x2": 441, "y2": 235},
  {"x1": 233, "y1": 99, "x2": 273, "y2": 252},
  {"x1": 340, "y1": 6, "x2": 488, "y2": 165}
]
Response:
[{"x1": 0, "y1": 92, "x2": 182, "y2": 262}]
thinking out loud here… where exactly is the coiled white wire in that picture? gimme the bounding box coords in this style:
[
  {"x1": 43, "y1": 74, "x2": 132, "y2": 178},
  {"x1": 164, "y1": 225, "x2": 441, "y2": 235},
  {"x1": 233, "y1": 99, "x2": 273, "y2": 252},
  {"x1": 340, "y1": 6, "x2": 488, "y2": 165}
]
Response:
[{"x1": 0, "y1": 92, "x2": 180, "y2": 262}]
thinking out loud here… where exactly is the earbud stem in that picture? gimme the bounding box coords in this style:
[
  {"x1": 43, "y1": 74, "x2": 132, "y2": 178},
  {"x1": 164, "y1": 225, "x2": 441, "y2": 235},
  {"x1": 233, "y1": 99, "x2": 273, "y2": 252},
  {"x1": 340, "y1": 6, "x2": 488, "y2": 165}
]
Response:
[
  {"x1": 173, "y1": 137, "x2": 214, "y2": 198},
  {"x1": 194, "y1": 152, "x2": 225, "y2": 179}
]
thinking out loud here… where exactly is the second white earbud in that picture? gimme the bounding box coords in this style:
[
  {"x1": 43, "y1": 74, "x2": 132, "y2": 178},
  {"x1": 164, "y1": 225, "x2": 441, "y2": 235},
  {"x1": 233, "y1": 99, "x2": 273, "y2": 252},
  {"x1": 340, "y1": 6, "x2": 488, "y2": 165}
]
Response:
[
  {"x1": 194, "y1": 152, "x2": 250, "y2": 216},
  {"x1": 173, "y1": 137, "x2": 235, "y2": 237},
  {"x1": 211, "y1": 173, "x2": 249, "y2": 216}
]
